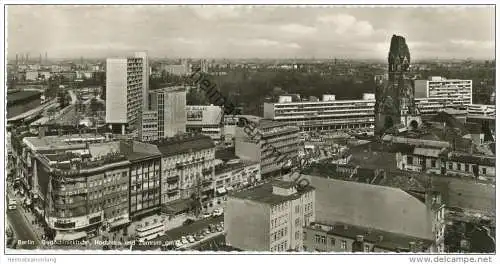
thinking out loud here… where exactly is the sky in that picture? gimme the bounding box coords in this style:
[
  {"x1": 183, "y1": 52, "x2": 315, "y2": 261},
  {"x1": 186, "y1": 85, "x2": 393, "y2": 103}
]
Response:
[{"x1": 6, "y1": 5, "x2": 496, "y2": 60}]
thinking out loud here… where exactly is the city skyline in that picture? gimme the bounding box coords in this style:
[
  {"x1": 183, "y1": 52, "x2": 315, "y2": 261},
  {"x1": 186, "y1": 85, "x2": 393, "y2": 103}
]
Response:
[{"x1": 7, "y1": 5, "x2": 495, "y2": 60}]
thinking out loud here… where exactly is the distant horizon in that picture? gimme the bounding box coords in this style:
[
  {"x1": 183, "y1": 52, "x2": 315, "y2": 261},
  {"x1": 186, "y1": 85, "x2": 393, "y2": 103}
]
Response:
[{"x1": 7, "y1": 6, "x2": 495, "y2": 60}]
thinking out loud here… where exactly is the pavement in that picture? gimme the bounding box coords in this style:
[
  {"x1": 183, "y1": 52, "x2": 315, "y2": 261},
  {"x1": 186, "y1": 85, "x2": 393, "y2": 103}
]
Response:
[{"x1": 6, "y1": 209, "x2": 40, "y2": 250}]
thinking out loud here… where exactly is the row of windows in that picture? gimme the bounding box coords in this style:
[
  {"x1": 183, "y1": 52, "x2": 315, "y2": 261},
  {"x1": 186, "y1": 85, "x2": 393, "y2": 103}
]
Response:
[
  {"x1": 271, "y1": 227, "x2": 288, "y2": 243},
  {"x1": 271, "y1": 215, "x2": 288, "y2": 229},
  {"x1": 271, "y1": 202, "x2": 289, "y2": 214},
  {"x1": 313, "y1": 234, "x2": 348, "y2": 250},
  {"x1": 271, "y1": 240, "x2": 288, "y2": 252}
]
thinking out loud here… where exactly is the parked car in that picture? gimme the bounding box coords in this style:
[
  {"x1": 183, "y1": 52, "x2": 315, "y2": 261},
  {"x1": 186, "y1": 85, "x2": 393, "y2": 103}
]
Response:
[
  {"x1": 181, "y1": 236, "x2": 188, "y2": 244},
  {"x1": 212, "y1": 208, "x2": 223, "y2": 217},
  {"x1": 174, "y1": 240, "x2": 183, "y2": 248},
  {"x1": 187, "y1": 235, "x2": 195, "y2": 243},
  {"x1": 183, "y1": 218, "x2": 195, "y2": 226},
  {"x1": 203, "y1": 228, "x2": 210, "y2": 235},
  {"x1": 216, "y1": 225, "x2": 223, "y2": 232}
]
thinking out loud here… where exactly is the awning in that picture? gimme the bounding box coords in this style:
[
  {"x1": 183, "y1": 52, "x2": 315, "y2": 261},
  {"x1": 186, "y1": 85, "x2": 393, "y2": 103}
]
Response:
[
  {"x1": 216, "y1": 187, "x2": 227, "y2": 194},
  {"x1": 54, "y1": 231, "x2": 87, "y2": 241},
  {"x1": 109, "y1": 218, "x2": 130, "y2": 229}
]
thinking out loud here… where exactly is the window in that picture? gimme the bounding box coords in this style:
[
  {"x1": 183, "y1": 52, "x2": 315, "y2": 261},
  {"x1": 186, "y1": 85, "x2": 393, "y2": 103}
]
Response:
[
  {"x1": 295, "y1": 205, "x2": 300, "y2": 213},
  {"x1": 320, "y1": 236, "x2": 326, "y2": 245},
  {"x1": 482, "y1": 168, "x2": 487, "y2": 174},
  {"x1": 431, "y1": 159, "x2": 436, "y2": 168},
  {"x1": 295, "y1": 218, "x2": 300, "y2": 227},
  {"x1": 407, "y1": 156, "x2": 413, "y2": 165},
  {"x1": 341, "y1": 240, "x2": 347, "y2": 250},
  {"x1": 448, "y1": 163, "x2": 453, "y2": 169},
  {"x1": 295, "y1": 231, "x2": 300, "y2": 240},
  {"x1": 330, "y1": 238, "x2": 336, "y2": 246},
  {"x1": 457, "y1": 163, "x2": 461, "y2": 170},
  {"x1": 465, "y1": 164, "x2": 469, "y2": 172},
  {"x1": 315, "y1": 234, "x2": 321, "y2": 244}
]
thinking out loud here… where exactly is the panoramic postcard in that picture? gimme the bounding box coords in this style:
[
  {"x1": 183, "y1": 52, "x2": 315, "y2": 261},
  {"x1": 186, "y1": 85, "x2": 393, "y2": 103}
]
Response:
[{"x1": 4, "y1": 4, "x2": 496, "y2": 257}]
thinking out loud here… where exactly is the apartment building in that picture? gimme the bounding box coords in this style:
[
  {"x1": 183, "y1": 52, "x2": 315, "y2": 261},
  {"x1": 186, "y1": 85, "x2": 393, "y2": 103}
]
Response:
[
  {"x1": 156, "y1": 134, "x2": 216, "y2": 205},
  {"x1": 214, "y1": 159, "x2": 261, "y2": 202},
  {"x1": 106, "y1": 52, "x2": 149, "y2": 134},
  {"x1": 148, "y1": 86, "x2": 187, "y2": 138},
  {"x1": 414, "y1": 76, "x2": 472, "y2": 106},
  {"x1": 234, "y1": 116, "x2": 300, "y2": 177},
  {"x1": 303, "y1": 222, "x2": 433, "y2": 252},
  {"x1": 225, "y1": 180, "x2": 315, "y2": 251},
  {"x1": 263, "y1": 95, "x2": 375, "y2": 132},
  {"x1": 186, "y1": 105, "x2": 223, "y2": 142}
]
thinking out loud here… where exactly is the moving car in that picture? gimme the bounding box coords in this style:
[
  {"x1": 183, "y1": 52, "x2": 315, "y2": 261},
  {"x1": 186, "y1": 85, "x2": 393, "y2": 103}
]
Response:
[{"x1": 202, "y1": 228, "x2": 210, "y2": 235}]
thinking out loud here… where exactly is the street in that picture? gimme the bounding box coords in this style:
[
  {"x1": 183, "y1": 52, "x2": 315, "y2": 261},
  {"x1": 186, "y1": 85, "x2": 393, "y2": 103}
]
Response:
[
  {"x1": 6, "y1": 209, "x2": 40, "y2": 250},
  {"x1": 132, "y1": 215, "x2": 224, "y2": 251}
]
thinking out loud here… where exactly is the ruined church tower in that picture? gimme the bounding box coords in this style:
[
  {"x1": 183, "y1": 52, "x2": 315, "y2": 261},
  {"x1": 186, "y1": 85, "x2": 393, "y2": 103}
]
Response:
[{"x1": 375, "y1": 34, "x2": 421, "y2": 136}]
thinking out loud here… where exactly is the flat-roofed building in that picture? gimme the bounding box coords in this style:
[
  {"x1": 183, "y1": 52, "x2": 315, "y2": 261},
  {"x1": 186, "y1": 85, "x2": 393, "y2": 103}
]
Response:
[
  {"x1": 305, "y1": 175, "x2": 445, "y2": 252},
  {"x1": 139, "y1": 110, "x2": 158, "y2": 142},
  {"x1": 225, "y1": 180, "x2": 315, "y2": 251},
  {"x1": 414, "y1": 76, "x2": 472, "y2": 106},
  {"x1": 148, "y1": 86, "x2": 187, "y2": 139},
  {"x1": 213, "y1": 159, "x2": 261, "y2": 202},
  {"x1": 235, "y1": 116, "x2": 300, "y2": 177},
  {"x1": 263, "y1": 95, "x2": 375, "y2": 132},
  {"x1": 22, "y1": 135, "x2": 162, "y2": 241},
  {"x1": 106, "y1": 52, "x2": 149, "y2": 134}
]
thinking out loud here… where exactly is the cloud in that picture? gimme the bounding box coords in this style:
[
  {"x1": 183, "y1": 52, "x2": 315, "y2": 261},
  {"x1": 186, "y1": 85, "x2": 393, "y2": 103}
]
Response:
[
  {"x1": 317, "y1": 14, "x2": 374, "y2": 37},
  {"x1": 192, "y1": 6, "x2": 243, "y2": 20},
  {"x1": 450, "y1": 39, "x2": 494, "y2": 49},
  {"x1": 279, "y1": 24, "x2": 317, "y2": 35}
]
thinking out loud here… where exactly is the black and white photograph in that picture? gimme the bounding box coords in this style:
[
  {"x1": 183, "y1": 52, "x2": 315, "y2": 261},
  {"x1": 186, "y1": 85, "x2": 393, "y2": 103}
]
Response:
[{"x1": 1, "y1": 2, "x2": 497, "y2": 262}]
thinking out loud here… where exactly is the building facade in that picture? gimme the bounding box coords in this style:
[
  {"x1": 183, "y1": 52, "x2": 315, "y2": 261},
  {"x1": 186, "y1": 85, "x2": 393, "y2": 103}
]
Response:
[
  {"x1": 105, "y1": 53, "x2": 148, "y2": 134},
  {"x1": 263, "y1": 97, "x2": 375, "y2": 132},
  {"x1": 156, "y1": 134, "x2": 216, "y2": 205},
  {"x1": 149, "y1": 86, "x2": 187, "y2": 139},
  {"x1": 214, "y1": 159, "x2": 261, "y2": 202},
  {"x1": 414, "y1": 76, "x2": 472, "y2": 106},
  {"x1": 235, "y1": 117, "x2": 300, "y2": 176},
  {"x1": 303, "y1": 222, "x2": 433, "y2": 252},
  {"x1": 139, "y1": 110, "x2": 159, "y2": 142},
  {"x1": 225, "y1": 180, "x2": 315, "y2": 251}
]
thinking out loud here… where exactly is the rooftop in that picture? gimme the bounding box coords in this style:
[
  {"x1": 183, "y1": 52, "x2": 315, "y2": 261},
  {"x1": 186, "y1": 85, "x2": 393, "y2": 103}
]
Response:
[
  {"x1": 309, "y1": 222, "x2": 434, "y2": 252},
  {"x1": 152, "y1": 86, "x2": 187, "y2": 93},
  {"x1": 23, "y1": 134, "x2": 106, "y2": 151},
  {"x1": 155, "y1": 133, "x2": 215, "y2": 157},
  {"x1": 448, "y1": 151, "x2": 495, "y2": 167},
  {"x1": 230, "y1": 180, "x2": 314, "y2": 205}
]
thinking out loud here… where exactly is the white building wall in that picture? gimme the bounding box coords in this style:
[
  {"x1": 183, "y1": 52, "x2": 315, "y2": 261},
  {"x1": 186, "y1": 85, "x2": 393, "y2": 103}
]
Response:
[{"x1": 105, "y1": 58, "x2": 128, "y2": 124}]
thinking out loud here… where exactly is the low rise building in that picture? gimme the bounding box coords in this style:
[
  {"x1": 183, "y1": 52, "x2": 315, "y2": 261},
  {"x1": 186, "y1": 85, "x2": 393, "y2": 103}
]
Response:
[{"x1": 225, "y1": 180, "x2": 315, "y2": 251}]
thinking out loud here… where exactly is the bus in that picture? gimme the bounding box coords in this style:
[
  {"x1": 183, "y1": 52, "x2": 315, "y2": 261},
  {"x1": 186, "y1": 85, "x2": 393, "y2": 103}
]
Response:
[
  {"x1": 136, "y1": 222, "x2": 165, "y2": 243},
  {"x1": 7, "y1": 197, "x2": 17, "y2": 211}
]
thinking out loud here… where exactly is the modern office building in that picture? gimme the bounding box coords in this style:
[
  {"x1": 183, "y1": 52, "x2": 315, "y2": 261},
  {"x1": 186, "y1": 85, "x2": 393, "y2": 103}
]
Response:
[
  {"x1": 139, "y1": 110, "x2": 159, "y2": 142},
  {"x1": 105, "y1": 52, "x2": 149, "y2": 134},
  {"x1": 235, "y1": 116, "x2": 300, "y2": 176},
  {"x1": 148, "y1": 86, "x2": 187, "y2": 139},
  {"x1": 156, "y1": 134, "x2": 216, "y2": 205},
  {"x1": 186, "y1": 105, "x2": 223, "y2": 142},
  {"x1": 414, "y1": 76, "x2": 473, "y2": 106},
  {"x1": 263, "y1": 95, "x2": 375, "y2": 132},
  {"x1": 225, "y1": 180, "x2": 315, "y2": 251}
]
